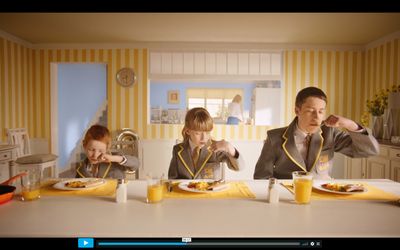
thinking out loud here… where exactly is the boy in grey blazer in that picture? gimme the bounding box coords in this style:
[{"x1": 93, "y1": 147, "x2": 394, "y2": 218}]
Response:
[{"x1": 254, "y1": 87, "x2": 379, "y2": 180}]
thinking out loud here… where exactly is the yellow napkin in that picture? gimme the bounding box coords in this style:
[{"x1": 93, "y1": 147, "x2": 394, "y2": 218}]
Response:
[
  {"x1": 40, "y1": 179, "x2": 117, "y2": 197},
  {"x1": 163, "y1": 181, "x2": 256, "y2": 199},
  {"x1": 281, "y1": 181, "x2": 399, "y2": 201}
]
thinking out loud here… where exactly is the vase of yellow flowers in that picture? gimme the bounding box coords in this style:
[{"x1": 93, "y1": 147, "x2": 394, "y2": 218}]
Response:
[
  {"x1": 362, "y1": 84, "x2": 400, "y2": 139},
  {"x1": 366, "y1": 89, "x2": 388, "y2": 139}
]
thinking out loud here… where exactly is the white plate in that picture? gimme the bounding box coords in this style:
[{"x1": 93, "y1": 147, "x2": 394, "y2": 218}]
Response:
[
  {"x1": 178, "y1": 179, "x2": 229, "y2": 193},
  {"x1": 53, "y1": 178, "x2": 106, "y2": 191},
  {"x1": 312, "y1": 180, "x2": 368, "y2": 195}
]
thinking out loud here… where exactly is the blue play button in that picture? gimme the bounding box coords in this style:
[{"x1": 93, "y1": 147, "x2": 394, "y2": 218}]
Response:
[{"x1": 78, "y1": 238, "x2": 94, "y2": 248}]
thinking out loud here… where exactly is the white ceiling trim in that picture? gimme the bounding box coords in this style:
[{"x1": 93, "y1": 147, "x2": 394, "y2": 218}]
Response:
[
  {"x1": 31, "y1": 42, "x2": 363, "y2": 51},
  {"x1": 0, "y1": 29, "x2": 367, "y2": 51},
  {"x1": 0, "y1": 29, "x2": 32, "y2": 47},
  {"x1": 365, "y1": 29, "x2": 400, "y2": 49}
]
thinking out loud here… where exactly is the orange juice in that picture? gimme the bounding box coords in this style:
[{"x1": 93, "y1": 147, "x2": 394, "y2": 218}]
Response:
[
  {"x1": 293, "y1": 178, "x2": 313, "y2": 204},
  {"x1": 147, "y1": 184, "x2": 163, "y2": 203},
  {"x1": 21, "y1": 188, "x2": 40, "y2": 201}
]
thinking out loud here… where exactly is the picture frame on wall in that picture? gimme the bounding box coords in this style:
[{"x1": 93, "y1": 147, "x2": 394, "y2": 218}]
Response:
[{"x1": 168, "y1": 90, "x2": 180, "y2": 104}]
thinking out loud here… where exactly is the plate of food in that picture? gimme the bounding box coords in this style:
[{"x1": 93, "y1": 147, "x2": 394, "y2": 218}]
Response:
[
  {"x1": 178, "y1": 179, "x2": 229, "y2": 193},
  {"x1": 53, "y1": 178, "x2": 106, "y2": 191},
  {"x1": 313, "y1": 180, "x2": 368, "y2": 194}
]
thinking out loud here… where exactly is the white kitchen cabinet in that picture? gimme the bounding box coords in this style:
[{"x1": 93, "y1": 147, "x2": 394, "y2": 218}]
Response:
[
  {"x1": 345, "y1": 143, "x2": 400, "y2": 182},
  {"x1": 391, "y1": 160, "x2": 400, "y2": 182},
  {"x1": 366, "y1": 156, "x2": 390, "y2": 179},
  {"x1": 389, "y1": 147, "x2": 400, "y2": 182},
  {"x1": 149, "y1": 51, "x2": 281, "y2": 79},
  {"x1": 0, "y1": 145, "x2": 17, "y2": 183},
  {"x1": 345, "y1": 157, "x2": 366, "y2": 179}
]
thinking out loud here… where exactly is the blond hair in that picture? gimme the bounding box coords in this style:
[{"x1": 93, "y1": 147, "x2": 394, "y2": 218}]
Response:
[
  {"x1": 232, "y1": 94, "x2": 242, "y2": 103},
  {"x1": 181, "y1": 107, "x2": 213, "y2": 142}
]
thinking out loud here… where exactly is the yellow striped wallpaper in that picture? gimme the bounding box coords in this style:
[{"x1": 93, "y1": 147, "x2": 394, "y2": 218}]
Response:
[
  {"x1": 1, "y1": 35, "x2": 399, "y2": 148},
  {"x1": 283, "y1": 49, "x2": 366, "y2": 123},
  {"x1": 283, "y1": 39, "x2": 400, "y2": 125},
  {"x1": 365, "y1": 39, "x2": 399, "y2": 105}
]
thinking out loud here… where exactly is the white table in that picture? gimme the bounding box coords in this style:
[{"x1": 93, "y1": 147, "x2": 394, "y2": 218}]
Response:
[{"x1": 0, "y1": 179, "x2": 399, "y2": 237}]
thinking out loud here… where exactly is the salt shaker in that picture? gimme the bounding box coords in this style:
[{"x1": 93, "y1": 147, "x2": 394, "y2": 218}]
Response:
[
  {"x1": 116, "y1": 179, "x2": 127, "y2": 203},
  {"x1": 267, "y1": 178, "x2": 279, "y2": 203}
]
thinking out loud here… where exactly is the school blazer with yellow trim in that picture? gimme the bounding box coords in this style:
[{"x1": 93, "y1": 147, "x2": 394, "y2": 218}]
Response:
[
  {"x1": 168, "y1": 140, "x2": 245, "y2": 179},
  {"x1": 253, "y1": 117, "x2": 379, "y2": 179},
  {"x1": 76, "y1": 154, "x2": 140, "y2": 179}
]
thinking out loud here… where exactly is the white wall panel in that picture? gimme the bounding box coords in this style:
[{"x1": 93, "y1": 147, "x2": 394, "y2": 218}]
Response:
[
  {"x1": 271, "y1": 53, "x2": 281, "y2": 75},
  {"x1": 227, "y1": 53, "x2": 238, "y2": 75},
  {"x1": 216, "y1": 53, "x2": 227, "y2": 75},
  {"x1": 150, "y1": 52, "x2": 161, "y2": 74},
  {"x1": 172, "y1": 53, "x2": 183, "y2": 74},
  {"x1": 161, "y1": 53, "x2": 172, "y2": 74},
  {"x1": 249, "y1": 53, "x2": 260, "y2": 75},
  {"x1": 205, "y1": 52, "x2": 216, "y2": 74},
  {"x1": 238, "y1": 53, "x2": 249, "y2": 75},
  {"x1": 183, "y1": 53, "x2": 194, "y2": 74},
  {"x1": 260, "y1": 53, "x2": 271, "y2": 75},
  {"x1": 194, "y1": 52, "x2": 205, "y2": 74}
]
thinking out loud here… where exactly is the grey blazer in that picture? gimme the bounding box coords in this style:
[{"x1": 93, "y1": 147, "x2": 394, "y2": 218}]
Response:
[
  {"x1": 76, "y1": 154, "x2": 140, "y2": 179},
  {"x1": 254, "y1": 117, "x2": 379, "y2": 179},
  {"x1": 168, "y1": 140, "x2": 245, "y2": 179}
]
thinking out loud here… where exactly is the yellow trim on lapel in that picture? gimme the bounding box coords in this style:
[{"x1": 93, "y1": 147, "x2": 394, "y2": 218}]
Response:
[
  {"x1": 76, "y1": 162, "x2": 86, "y2": 178},
  {"x1": 193, "y1": 146, "x2": 213, "y2": 179},
  {"x1": 282, "y1": 127, "x2": 307, "y2": 172},
  {"x1": 102, "y1": 162, "x2": 112, "y2": 178},
  {"x1": 308, "y1": 129, "x2": 324, "y2": 172},
  {"x1": 177, "y1": 144, "x2": 195, "y2": 178}
]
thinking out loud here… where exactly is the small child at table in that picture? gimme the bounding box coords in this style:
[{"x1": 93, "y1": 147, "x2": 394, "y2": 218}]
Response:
[
  {"x1": 76, "y1": 124, "x2": 140, "y2": 179},
  {"x1": 168, "y1": 107, "x2": 245, "y2": 179}
]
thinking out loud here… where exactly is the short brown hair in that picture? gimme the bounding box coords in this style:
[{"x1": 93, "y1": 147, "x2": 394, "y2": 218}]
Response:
[
  {"x1": 181, "y1": 107, "x2": 213, "y2": 142},
  {"x1": 295, "y1": 87, "x2": 327, "y2": 108},
  {"x1": 82, "y1": 125, "x2": 111, "y2": 148}
]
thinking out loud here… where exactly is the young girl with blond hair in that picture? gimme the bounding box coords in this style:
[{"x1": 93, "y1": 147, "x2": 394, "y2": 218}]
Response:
[{"x1": 168, "y1": 107, "x2": 245, "y2": 179}]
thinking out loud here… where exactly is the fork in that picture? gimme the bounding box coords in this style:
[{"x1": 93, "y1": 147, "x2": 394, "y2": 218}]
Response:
[{"x1": 207, "y1": 178, "x2": 225, "y2": 190}]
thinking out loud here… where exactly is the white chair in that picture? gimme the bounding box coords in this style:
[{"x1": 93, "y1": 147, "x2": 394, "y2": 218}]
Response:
[{"x1": 7, "y1": 128, "x2": 58, "y2": 179}]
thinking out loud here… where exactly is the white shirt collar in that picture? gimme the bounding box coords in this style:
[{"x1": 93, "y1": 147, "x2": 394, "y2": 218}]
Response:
[{"x1": 188, "y1": 139, "x2": 198, "y2": 153}]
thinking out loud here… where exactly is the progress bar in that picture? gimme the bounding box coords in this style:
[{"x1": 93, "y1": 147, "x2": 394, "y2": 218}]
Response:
[{"x1": 95, "y1": 239, "x2": 321, "y2": 248}]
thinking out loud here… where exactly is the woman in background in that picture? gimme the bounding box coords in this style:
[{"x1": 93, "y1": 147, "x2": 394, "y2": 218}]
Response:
[{"x1": 226, "y1": 94, "x2": 244, "y2": 125}]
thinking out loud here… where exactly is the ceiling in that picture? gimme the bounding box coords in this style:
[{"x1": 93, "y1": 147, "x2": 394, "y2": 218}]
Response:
[{"x1": 0, "y1": 13, "x2": 400, "y2": 45}]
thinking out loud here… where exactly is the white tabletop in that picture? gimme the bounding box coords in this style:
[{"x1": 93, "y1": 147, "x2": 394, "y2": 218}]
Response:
[{"x1": 0, "y1": 179, "x2": 399, "y2": 237}]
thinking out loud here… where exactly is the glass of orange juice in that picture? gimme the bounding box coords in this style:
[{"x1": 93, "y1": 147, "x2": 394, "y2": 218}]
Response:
[
  {"x1": 292, "y1": 171, "x2": 313, "y2": 204},
  {"x1": 20, "y1": 168, "x2": 41, "y2": 201},
  {"x1": 146, "y1": 177, "x2": 163, "y2": 203}
]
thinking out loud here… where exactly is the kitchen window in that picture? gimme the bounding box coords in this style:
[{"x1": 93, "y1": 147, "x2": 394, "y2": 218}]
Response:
[{"x1": 187, "y1": 88, "x2": 243, "y2": 120}]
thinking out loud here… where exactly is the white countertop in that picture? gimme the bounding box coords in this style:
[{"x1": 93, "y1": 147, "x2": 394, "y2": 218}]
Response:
[{"x1": 0, "y1": 179, "x2": 399, "y2": 237}]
